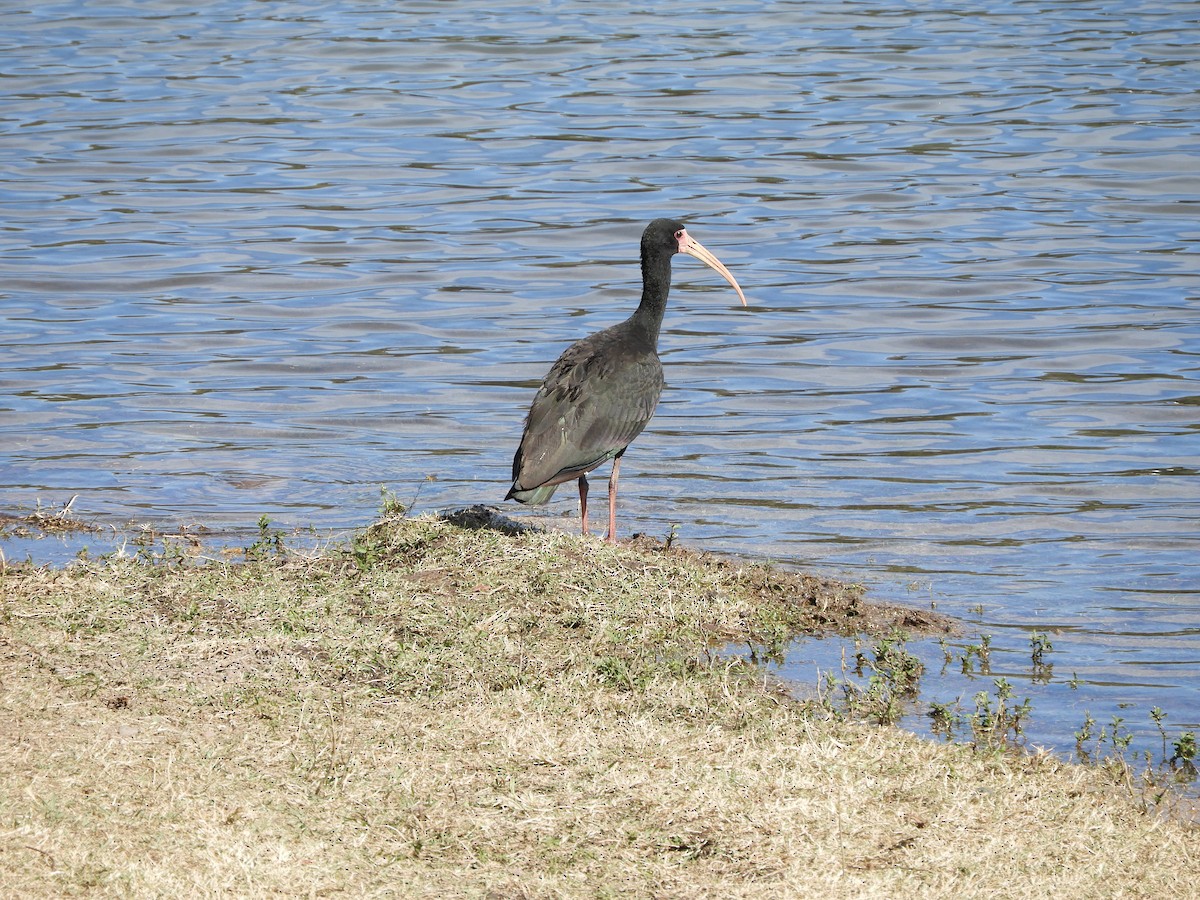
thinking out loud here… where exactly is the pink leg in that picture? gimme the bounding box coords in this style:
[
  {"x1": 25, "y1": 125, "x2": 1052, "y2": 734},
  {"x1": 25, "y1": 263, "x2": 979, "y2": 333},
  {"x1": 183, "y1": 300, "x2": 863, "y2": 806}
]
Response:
[
  {"x1": 605, "y1": 456, "x2": 621, "y2": 544},
  {"x1": 578, "y1": 473, "x2": 589, "y2": 536}
]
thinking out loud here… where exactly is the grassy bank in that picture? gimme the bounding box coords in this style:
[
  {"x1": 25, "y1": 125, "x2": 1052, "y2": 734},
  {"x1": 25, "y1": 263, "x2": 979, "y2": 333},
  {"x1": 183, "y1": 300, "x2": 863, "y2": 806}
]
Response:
[{"x1": 2, "y1": 509, "x2": 1196, "y2": 898}]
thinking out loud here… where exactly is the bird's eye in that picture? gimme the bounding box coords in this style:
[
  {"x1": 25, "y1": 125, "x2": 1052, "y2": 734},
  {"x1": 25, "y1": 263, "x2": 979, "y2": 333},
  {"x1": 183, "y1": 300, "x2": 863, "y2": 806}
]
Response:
[{"x1": 674, "y1": 229, "x2": 684, "y2": 239}]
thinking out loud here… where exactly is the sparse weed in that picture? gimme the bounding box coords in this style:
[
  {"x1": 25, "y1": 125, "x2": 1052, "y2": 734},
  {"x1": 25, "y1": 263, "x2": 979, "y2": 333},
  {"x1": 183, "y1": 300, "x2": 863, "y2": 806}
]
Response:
[
  {"x1": 1030, "y1": 631, "x2": 1053, "y2": 683},
  {"x1": 1073, "y1": 706, "x2": 1197, "y2": 816},
  {"x1": 377, "y1": 485, "x2": 408, "y2": 519},
  {"x1": 1172, "y1": 731, "x2": 1197, "y2": 778},
  {"x1": 1, "y1": 495, "x2": 98, "y2": 539},
  {"x1": 818, "y1": 630, "x2": 923, "y2": 726},
  {"x1": 664, "y1": 522, "x2": 680, "y2": 550},
  {"x1": 245, "y1": 514, "x2": 286, "y2": 559},
  {"x1": 928, "y1": 701, "x2": 962, "y2": 738},
  {"x1": 960, "y1": 635, "x2": 991, "y2": 675},
  {"x1": 967, "y1": 677, "x2": 1032, "y2": 752}
]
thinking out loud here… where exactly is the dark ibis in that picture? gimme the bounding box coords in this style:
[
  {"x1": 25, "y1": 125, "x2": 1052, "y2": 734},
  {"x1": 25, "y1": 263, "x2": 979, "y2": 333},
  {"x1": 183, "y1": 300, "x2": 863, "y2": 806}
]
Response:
[{"x1": 505, "y1": 218, "x2": 747, "y2": 543}]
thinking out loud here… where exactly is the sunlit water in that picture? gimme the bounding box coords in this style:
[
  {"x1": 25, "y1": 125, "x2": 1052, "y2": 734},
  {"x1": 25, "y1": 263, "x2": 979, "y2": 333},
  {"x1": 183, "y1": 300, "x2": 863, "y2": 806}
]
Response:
[{"x1": 2, "y1": 1, "x2": 1197, "y2": 772}]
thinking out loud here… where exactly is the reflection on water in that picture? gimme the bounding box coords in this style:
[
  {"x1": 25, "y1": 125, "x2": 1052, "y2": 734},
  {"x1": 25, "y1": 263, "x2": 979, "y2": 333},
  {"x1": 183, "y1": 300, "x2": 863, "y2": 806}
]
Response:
[{"x1": 1, "y1": 0, "x2": 1197, "y2": 765}]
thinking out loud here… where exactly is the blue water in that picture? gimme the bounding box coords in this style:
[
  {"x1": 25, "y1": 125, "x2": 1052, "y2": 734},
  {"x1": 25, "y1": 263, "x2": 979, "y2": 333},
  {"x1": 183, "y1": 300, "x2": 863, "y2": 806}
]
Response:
[{"x1": 2, "y1": 0, "x2": 1197, "y2": 770}]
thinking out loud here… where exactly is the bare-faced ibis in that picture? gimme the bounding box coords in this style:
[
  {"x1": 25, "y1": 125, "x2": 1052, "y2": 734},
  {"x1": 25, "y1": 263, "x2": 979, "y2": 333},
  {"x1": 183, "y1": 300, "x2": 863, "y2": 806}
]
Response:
[{"x1": 506, "y1": 218, "x2": 747, "y2": 543}]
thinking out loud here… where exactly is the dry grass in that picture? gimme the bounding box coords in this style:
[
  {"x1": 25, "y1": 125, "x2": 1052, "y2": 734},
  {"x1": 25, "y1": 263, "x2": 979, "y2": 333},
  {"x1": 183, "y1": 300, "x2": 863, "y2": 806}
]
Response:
[
  {"x1": 1, "y1": 511, "x2": 1196, "y2": 898},
  {"x1": 0, "y1": 497, "x2": 98, "y2": 541}
]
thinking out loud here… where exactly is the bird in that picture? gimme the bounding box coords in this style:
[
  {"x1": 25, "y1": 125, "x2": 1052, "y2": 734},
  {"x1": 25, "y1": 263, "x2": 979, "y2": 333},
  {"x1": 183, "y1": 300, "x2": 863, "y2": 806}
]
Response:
[{"x1": 505, "y1": 217, "x2": 747, "y2": 543}]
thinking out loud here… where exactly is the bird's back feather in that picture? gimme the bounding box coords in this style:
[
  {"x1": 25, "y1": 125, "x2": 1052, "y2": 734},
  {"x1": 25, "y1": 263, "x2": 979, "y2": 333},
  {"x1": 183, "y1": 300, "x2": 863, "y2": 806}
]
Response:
[{"x1": 507, "y1": 320, "x2": 664, "y2": 503}]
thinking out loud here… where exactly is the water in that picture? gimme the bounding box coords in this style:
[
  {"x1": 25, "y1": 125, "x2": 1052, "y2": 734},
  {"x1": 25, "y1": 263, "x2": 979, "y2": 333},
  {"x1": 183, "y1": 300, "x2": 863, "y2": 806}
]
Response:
[{"x1": 2, "y1": 1, "x2": 1197, "y2": 770}]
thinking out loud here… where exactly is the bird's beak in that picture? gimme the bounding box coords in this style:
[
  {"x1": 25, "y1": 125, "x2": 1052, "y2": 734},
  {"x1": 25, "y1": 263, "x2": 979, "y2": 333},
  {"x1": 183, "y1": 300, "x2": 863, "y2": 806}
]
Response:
[{"x1": 678, "y1": 230, "x2": 748, "y2": 306}]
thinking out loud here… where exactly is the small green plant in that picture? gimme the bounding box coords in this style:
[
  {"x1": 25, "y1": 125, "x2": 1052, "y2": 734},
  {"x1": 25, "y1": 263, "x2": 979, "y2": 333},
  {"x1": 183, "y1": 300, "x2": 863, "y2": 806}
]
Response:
[
  {"x1": 1077, "y1": 713, "x2": 1141, "y2": 765},
  {"x1": 872, "y1": 631, "x2": 924, "y2": 698},
  {"x1": 969, "y1": 677, "x2": 1032, "y2": 751},
  {"x1": 1171, "y1": 731, "x2": 1197, "y2": 778},
  {"x1": 928, "y1": 701, "x2": 962, "y2": 738},
  {"x1": 1075, "y1": 710, "x2": 1144, "y2": 765},
  {"x1": 389, "y1": 474, "x2": 436, "y2": 519},
  {"x1": 1107, "y1": 715, "x2": 1134, "y2": 753},
  {"x1": 1151, "y1": 706, "x2": 1168, "y2": 759},
  {"x1": 1030, "y1": 631, "x2": 1053, "y2": 683},
  {"x1": 937, "y1": 636, "x2": 953, "y2": 668},
  {"x1": 664, "y1": 523, "x2": 680, "y2": 550},
  {"x1": 1075, "y1": 712, "x2": 1097, "y2": 760},
  {"x1": 596, "y1": 655, "x2": 651, "y2": 693},
  {"x1": 823, "y1": 631, "x2": 924, "y2": 726},
  {"x1": 1030, "y1": 631, "x2": 1052, "y2": 664},
  {"x1": 960, "y1": 635, "x2": 992, "y2": 675},
  {"x1": 245, "y1": 514, "x2": 285, "y2": 559},
  {"x1": 377, "y1": 486, "x2": 408, "y2": 518},
  {"x1": 1072, "y1": 707, "x2": 1197, "y2": 815}
]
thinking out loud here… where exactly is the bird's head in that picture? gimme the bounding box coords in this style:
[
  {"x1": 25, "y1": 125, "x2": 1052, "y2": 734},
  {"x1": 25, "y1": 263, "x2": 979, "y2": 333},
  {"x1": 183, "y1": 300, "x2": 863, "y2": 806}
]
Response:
[{"x1": 643, "y1": 218, "x2": 747, "y2": 306}]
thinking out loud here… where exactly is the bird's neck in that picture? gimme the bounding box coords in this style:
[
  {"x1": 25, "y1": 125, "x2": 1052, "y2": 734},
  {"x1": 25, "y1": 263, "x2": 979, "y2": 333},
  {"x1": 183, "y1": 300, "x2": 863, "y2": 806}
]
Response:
[{"x1": 630, "y1": 251, "x2": 673, "y2": 347}]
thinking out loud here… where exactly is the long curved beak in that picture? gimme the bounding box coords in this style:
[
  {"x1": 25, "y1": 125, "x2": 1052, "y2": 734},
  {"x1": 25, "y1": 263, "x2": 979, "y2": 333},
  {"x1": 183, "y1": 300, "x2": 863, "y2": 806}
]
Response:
[{"x1": 678, "y1": 229, "x2": 747, "y2": 306}]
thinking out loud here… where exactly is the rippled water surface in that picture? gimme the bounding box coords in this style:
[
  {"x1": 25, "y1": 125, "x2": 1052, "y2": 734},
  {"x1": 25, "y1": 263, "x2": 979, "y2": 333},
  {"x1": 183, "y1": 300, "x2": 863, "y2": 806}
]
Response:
[{"x1": 2, "y1": 1, "x2": 1198, "y2": 764}]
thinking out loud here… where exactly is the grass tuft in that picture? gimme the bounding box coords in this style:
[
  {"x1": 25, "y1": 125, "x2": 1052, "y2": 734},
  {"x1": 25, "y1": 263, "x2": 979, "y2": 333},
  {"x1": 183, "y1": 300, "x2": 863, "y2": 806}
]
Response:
[{"x1": 0, "y1": 496, "x2": 99, "y2": 541}]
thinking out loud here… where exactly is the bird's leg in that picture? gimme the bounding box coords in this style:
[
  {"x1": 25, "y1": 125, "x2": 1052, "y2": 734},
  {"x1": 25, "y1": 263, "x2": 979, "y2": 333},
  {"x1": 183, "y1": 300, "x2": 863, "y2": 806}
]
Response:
[
  {"x1": 605, "y1": 456, "x2": 621, "y2": 544},
  {"x1": 578, "y1": 473, "x2": 589, "y2": 536}
]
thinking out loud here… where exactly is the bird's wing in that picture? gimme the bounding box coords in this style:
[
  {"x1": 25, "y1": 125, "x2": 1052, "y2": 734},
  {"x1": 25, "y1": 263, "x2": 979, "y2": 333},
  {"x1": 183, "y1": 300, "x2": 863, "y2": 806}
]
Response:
[{"x1": 512, "y1": 329, "x2": 665, "y2": 490}]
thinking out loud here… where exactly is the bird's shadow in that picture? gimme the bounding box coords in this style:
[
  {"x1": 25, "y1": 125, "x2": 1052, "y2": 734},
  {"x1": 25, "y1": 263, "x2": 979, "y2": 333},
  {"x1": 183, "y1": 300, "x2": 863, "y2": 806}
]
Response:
[{"x1": 438, "y1": 504, "x2": 541, "y2": 537}]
